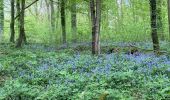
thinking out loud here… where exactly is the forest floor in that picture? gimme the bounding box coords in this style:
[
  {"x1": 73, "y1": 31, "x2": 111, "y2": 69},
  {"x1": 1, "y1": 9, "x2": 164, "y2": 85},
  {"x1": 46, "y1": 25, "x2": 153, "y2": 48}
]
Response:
[{"x1": 0, "y1": 42, "x2": 170, "y2": 100}]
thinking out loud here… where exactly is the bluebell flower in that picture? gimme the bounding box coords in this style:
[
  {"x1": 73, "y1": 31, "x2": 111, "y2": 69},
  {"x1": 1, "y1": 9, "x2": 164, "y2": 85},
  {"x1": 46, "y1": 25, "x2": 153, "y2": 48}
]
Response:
[
  {"x1": 28, "y1": 73, "x2": 34, "y2": 79},
  {"x1": 38, "y1": 64, "x2": 49, "y2": 71},
  {"x1": 19, "y1": 70, "x2": 25, "y2": 77},
  {"x1": 164, "y1": 61, "x2": 170, "y2": 65},
  {"x1": 85, "y1": 72, "x2": 91, "y2": 78}
]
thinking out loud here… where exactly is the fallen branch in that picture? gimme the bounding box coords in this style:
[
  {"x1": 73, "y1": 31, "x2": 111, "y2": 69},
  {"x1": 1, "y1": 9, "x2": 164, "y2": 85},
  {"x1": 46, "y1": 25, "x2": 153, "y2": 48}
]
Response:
[{"x1": 129, "y1": 44, "x2": 169, "y2": 55}]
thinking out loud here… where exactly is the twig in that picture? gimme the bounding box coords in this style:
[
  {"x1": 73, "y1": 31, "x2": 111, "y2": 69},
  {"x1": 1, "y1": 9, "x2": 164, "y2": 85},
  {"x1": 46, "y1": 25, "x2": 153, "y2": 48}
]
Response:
[{"x1": 15, "y1": 0, "x2": 39, "y2": 20}]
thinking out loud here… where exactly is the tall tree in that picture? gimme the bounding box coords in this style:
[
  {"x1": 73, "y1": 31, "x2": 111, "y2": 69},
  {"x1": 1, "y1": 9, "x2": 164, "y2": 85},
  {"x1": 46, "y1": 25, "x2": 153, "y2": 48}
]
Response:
[
  {"x1": 16, "y1": 0, "x2": 26, "y2": 48},
  {"x1": 56, "y1": 0, "x2": 60, "y2": 30},
  {"x1": 117, "y1": 0, "x2": 123, "y2": 21},
  {"x1": 61, "y1": 0, "x2": 66, "y2": 44},
  {"x1": 90, "y1": 0, "x2": 101, "y2": 55},
  {"x1": 45, "y1": 0, "x2": 50, "y2": 20},
  {"x1": 34, "y1": 1, "x2": 39, "y2": 19},
  {"x1": 157, "y1": 0, "x2": 164, "y2": 40},
  {"x1": 16, "y1": 0, "x2": 20, "y2": 31},
  {"x1": 129, "y1": 0, "x2": 136, "y2": 23},
  {"x1": 50, "y1": 0, "x2": 55, "y2": 32},
  {"x1": 168, "y1": 0, "x2": 170, "y2": 39},
  {"x1": 116, "y1": 0, "x2": 123, "y2": 33},
  {"x1": 149, "y1": 0, "x2": 160, "y2": 52},
  {"x1": 10, "y1": 0, "x2": 15, "y2": 43},
  {"x1": 0, "y1": 0, "x2": 4, "y2": 38},
  {"x1": 71, "y1": 0, "x2": 77, "y2": 43}
]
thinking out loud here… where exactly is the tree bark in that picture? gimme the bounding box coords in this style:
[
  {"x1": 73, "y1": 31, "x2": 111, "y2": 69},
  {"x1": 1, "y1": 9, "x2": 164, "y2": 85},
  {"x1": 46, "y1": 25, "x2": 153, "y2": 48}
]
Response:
[
  {"x1": 10, "y1": 0, "x2": 15, "y2": 43},
  {"x1": 95, "y1": 0, "x2": 101, "y2": 54},
  {"x1": 71, "y1": 0, "x2": 77, "y2": 43},
  {"x1": 45, "y1": 0, "x2": 50, "y2": 20},
  {"x1": 149, "y1": 0, "x2": 160, "y2": 52},
  {"x1": 168, "y1": 0, "x2": 170, "y2": 39},
  {"x1": 15, "y1": 0, "x2": 39, "y2": 19},
  {"x1": 56, "y1": 0, "x2": 60, "y2": 30},
  {"x1": 90, "y1": 0, "x2": 96, "y2": 54},
  {"x1": 157, "y1": 0, "x2": 164, "y2": 40},
  {"x1": 50, "y1": 0, "x2": 55, "y2": 32},
  {"x1": 16, "y1": 0, "x2": 20, "y2": 29},
  {"x1": 0, "y1": 0, "x2": 4, "y2": 39},
  {"x1": 129, "y1": 0, "x2": 136, "y2": 23},
  {"x1": 116, "y1": 0, "x2": 123, "y2": 34},
  {"x1": 90, "y1": 0, "x2": 101, "y2": 55},
  {"x1": 61, "y1": 0, "x2": 66, "y2": 44},
  {"x1": 16, "y1": 0, "x2": 26, "y2": 48},
  {"x1": 35, "y1": 1, "x2": 38, "y2": 19}
]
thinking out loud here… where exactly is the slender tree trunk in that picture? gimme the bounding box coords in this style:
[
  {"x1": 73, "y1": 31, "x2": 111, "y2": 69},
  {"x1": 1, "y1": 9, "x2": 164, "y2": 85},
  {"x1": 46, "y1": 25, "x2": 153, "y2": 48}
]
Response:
[
  {"x1": 50, "y1": 0, "x2": 55, "y2": 32},
  {"x1": 45, "y1": 0, "x2": 50, "y2": 20},
  {"x1": 35, "y1": 2, "x2": 38, "y2": 19},
  {"x1": 61, "y1": 0, "x2": 66, "y2": 44},
  {"x1": 149, "y1": 0, "x2": 160, "y2": 52},
  {"x1": 168, "y1": 0, "x2": 170, "y2": 39},
  {"x1": 16, "y1": 0, "x2": 26, "y2": 44},
  {"x1": 90, "y1": 0, "x2": 101, "y2": 55},
  {"x1": 90, "y1": 0, "x2": 96, "y2": 54},
  {"x1": 117, "y1": 0, "x2": 123, "y2": 33},
  {"x1": 95, "y1": 0, "x2": 101, "y2": 54},
  {"x1": 16, "y1": 0, "x2": 25, "y2": 48},
  {"x1": 16, "y1": 0, "x2": 20, "y2": 29},
  {"x1": 23, "y1": 26, "x2": 27, "y2": 44},
  {"x1": 71, "y1": 0, "x2": 77, "y2": 43},
  {"x1": 16, "y1": 0, "x2": 24, "y2": 43},
  {"x1": 10, "y1": 0, "x2": 15, "y2": 43},
  {"x1": 22, "y1": 0, "x2": 26, "y2": 44},
  {"x1": 129, "y1": 0, "x2": 136, "y2": 23},
  {"x1": 0, "y1": 0, "x2": 4, "y2": 39},
  {"x1": 117, "y1": 0, "x2": 123, "y2": 23},
  {"x1": 157, "y1": 0, "x2": 164, "y2": 40},
  {"x1": 56, "y1": 0, "x2": 60, "y2": 30}
]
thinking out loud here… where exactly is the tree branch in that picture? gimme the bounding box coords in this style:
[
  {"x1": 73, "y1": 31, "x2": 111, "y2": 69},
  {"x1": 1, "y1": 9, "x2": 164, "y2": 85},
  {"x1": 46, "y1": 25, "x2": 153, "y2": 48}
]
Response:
[{"x1": 15, "y1": 0, "x2": 39, "y2": 20}]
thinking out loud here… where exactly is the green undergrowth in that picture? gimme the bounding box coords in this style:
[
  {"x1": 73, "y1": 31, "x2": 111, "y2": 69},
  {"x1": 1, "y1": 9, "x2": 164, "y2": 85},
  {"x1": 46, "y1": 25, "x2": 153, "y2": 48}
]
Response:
[{"x1": 0, "y1": 43, "x2": 170, "y2": 100}]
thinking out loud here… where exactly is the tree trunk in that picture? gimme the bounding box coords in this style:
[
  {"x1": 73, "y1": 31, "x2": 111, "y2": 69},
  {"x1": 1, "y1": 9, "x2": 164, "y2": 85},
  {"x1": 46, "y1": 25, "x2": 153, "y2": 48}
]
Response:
[
  {"x1": 90, "y1": 0, "x2": 96, "y2": 54},
  {"x1": 129, "y1": 0, "x2": 136, "y2": 23},
  {"x1": 117, "y1": 0, "x2": 123, "y2": 34},
  {"x1": 157, "y1": 0, "x2": 164, "y2": 40},
  {"x1": 16, "y1": 0, "x2": 20, "y2": 30},
  {"x1": 22, "y1": 0, "x2": 27, "y2": 44},
  {"x1": 61, "y1": 0, "x2": 66, "y2": 44},
  {"x1": 45, "y1": 0, "x2": 50, "y2": 20},
  {"x1": 90, "y1": 0, "x2": 101, "y2": 55},
  {"x1": 95, "y1": 0, "x2": 101, "y2": 54},
  {"x1": 149, "y1": 0, "x2": 160, "y2": 52},
  {"x1": 16, "y1": 0, "x2": 25, "y2": 48},
  {"x1": 168, "y1": 0, "x2": 170, "y2": 39},
  {"x1": 34, "y1": 2, "x2": 38, "y2": 19},
  {"x1": 56, "y1": 0, "x2": 60, "y2": 30},
  {"x1": 35, "y1": 2, "x2": 38, "y2": 16},
  {"x1": 16, "y1": 0, "x2": 26, "y2": 44},
  {"x1": 0, "y1": 0, "x2": 4, "y2": 39},
  {"x1": 71, "y1": 0, "x2": 77, "y2": 43},
  {"x1": 10, "y1": 0, "x2": 15, "y2": 43},
  {"x1": 50, "y1": 0, "x2": 55, "y2": 32}
]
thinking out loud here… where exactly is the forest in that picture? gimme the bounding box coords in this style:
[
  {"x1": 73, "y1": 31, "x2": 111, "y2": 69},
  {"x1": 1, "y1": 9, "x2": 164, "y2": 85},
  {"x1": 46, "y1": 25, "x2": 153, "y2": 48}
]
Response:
[{"x1": 0, "y1": 0, "x2": 170, "y2": 99}]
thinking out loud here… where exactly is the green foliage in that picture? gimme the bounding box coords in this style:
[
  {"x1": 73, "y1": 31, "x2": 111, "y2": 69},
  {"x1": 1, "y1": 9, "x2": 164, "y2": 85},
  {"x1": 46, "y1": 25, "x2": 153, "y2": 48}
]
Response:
[
  {"x1": 2, "y1": 0, "x2": 169, "y2": 44},
  {"x1": 0, "y1": 44, "x2": 170, "y2": 99},
  {"x1": 0, "y1": 0, "x2": 170, "y2": 99}
]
